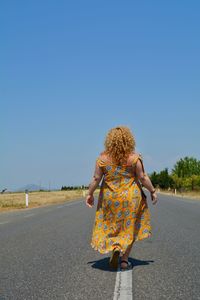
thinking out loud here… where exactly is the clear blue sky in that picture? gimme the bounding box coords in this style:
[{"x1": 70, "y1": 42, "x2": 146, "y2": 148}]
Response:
[{"x1": 1, "y1": 1, "x2": 200, "y2": 190}]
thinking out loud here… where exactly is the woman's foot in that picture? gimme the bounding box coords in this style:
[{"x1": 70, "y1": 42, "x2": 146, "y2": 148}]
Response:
[
  {"x1": 109, "y1": 248, "x2": 120, "y2": 270},
  {"x1": 120, "y1": 259, "x2": 132, "y2": 270},
  {"x1": 120, "y1": 253, "x2": 132, "y2": 270}
]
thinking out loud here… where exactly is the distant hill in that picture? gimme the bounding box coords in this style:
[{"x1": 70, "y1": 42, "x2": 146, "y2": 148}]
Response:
[{"x1": 16, "y1": 184, "x2": 47, "y2": 192}]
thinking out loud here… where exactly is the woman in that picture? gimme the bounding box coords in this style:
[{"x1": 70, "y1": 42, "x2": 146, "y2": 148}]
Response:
[{"x1": 86, "y1": 126, "x2": 158, "y2": 271}]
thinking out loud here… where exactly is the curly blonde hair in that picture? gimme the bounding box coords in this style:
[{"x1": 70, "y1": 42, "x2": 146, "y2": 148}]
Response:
[{"x1": 104, "y1": 126, "x2": 136, "y2": 165}]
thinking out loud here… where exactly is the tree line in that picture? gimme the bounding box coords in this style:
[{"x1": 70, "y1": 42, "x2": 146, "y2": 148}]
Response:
[
  {"x1": 149, "y1": 156, "x2": 200, "y2": 191},
  {"x1": 61, "y1": 185, "x2": 89, "y2": 191}
]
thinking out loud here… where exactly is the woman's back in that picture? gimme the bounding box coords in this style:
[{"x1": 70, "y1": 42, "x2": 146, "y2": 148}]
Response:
[
  {"x1": 98, "y1": 152, "x2": 139, "y2": 167},
  {"x1": 97, "y1": 152, "x2": 141, "y2": 191}
]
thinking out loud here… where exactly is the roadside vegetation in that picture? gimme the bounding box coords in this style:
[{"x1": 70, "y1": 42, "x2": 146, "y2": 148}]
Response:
[
  {"x1": 0, "y1": 190, "x2": 86, "y2": 212},
  {"x1": 149, "y1": 156, "x2": 200, "y2": 198}
]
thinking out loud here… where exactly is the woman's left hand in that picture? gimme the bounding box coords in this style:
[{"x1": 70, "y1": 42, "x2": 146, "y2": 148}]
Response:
[
  {"x1": 86, "y1": 194, "x2": 94, "y2": 208},
  {"x1": 151, "y1": 192, "x2": 158, "y2": 205}
]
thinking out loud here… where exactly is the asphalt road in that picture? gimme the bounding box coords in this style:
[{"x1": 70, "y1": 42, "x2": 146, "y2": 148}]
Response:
[{"x1": 0, "y1": 194, "x2": 200, "y2": 300}]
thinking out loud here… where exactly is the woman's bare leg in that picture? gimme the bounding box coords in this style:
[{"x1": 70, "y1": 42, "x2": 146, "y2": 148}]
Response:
[{"x1": 121, "y1": 241, "x2": 134, "y2": 267}]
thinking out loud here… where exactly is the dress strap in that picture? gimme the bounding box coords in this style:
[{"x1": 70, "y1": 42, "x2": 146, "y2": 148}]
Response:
[
  {"x1": 132, "y1": 154, "x2": 140, "y2": 166},
  {"x1": 96, "y1": 157, "x2": 105, "y2": 167},
  {"x1": 132, "y1": 154, "x2": 145, "y2": 171}
]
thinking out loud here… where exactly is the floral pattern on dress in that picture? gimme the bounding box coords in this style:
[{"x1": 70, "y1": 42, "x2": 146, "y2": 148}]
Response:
[{"x1": 90, "y1": 154, "x2": 152, "y2": 255}]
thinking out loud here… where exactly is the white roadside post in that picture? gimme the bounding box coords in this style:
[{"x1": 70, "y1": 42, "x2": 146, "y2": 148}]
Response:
[
  {"x1": 25, "y1": 189, "x2": 29, "y2": 208},
  {"x1": 82, "y1": 185, "x2": 86, "y2": 197}
]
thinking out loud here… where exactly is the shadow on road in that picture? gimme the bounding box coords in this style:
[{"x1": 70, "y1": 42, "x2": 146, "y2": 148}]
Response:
[{"x1": 87, "y1": 257, "x2": 154, "y2": 272}]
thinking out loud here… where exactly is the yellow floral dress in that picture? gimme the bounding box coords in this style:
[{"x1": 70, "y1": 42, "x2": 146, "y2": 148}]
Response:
[{"x1": 90, "y1": 154, "x2": 152, "y2": 255}]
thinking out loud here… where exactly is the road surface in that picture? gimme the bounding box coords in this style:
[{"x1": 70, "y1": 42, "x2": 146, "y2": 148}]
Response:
[{"x1": 0, "y1": 194, "x2": 200, "y2": 300}]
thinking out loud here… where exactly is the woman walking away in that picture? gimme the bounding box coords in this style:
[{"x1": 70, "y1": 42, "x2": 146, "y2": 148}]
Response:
[{"x1": 86, "y1": 126, "x2": 158, "y2": 271}]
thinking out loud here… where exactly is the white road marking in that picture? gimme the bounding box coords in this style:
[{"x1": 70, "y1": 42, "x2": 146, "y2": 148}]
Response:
[
  {"x1": 56, "y1": 201, "x2": 83, "y2": 209},
  {"x1": 51, "y1": 201, "x2": 81, "y2": 210},
  {"x1": 23, "y1": 214, "x2": 35, "y2": 218},
  {"x1": 0, "y1": 221, "x2": 10, "y2": 225},
  {"x1": 113, "y1": 266, "x2": 133, "y2": 300},
  {"x1": 0, "y1": 200, "x2": 83, "y2": 223},
  {"x1": 62, "y1": 201, "x2": 83, "y2": 207}
]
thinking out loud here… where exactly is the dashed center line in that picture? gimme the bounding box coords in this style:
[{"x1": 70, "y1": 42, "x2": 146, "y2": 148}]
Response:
[
  {"x1": 113, "y1": 266, "x2": 133, "y2": 300},
  {"x1": 23, "y1": 214, "x2": 35, "y2": 218}
]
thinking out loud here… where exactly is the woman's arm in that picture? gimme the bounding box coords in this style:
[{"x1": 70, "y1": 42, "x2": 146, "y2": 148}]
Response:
[
  {"x1": 86, "y1": 161, "x2": 104, "y2": 208},
  {"x1": 135, "y1": 159, "x2": 158, "y2": 205}
]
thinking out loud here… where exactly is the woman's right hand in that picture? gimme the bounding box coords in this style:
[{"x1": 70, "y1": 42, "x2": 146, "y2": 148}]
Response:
[
  {"x1": 151, "y1": 191, "x2": 158, "y2": 205},
  {"x1": 86, "y1": 194, "x2": 94, "y2": 208}
]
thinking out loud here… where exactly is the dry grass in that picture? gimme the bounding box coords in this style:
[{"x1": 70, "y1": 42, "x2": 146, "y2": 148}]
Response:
[
  {"x1": 158, "y1": 189, "x2": 200, "y2": 200},
  {"x1": 0, "y1": 190, "x2": 88, "y2": 212},
  {"x1": 1, "y1": 188, "x2": 199, "y2": 212}
]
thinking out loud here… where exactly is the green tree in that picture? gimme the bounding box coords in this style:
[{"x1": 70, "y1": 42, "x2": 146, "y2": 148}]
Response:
[
  {"x1": 172, "y1": 157, "x2": 200, "y2": 178},
  {"x1": 149, "y1": 171, "x2": 159, "y2": 187},
  {"x1": 150, "y1": 169, "x2": 174, "y2": 189},
  {"x1": 157, "y1": 168, "x2": 174, "y2": 189},
  {"x1": 181, "y1": 175, "x2": 200, "y2": 191},
  {"x1": 171, "y1": 174, "x2": 183, "y2": 190}
]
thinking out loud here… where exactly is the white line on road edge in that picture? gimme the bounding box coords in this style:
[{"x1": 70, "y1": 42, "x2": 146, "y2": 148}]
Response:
[
  {"x1": 55, "y1": 201, "x2": 83, "y2": 209},
  {"x1": 23, "y1": 214, "x2": 35, "y2": 218},
  {"x1": 62, "y1": 201, "x2": 83, "y2": 207},
  {"x1": 113, "y1": 267, "x2": 133, "y2": 300},
  {"x1": 0, "y1": 221, "x2": 10, "y2": 225}
]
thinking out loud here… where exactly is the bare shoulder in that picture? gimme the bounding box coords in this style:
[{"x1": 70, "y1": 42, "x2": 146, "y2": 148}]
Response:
[
  {"x1": 98, "y1": 152, "x2": 111, "y2": 163},
  {"x1": 99, "y1": 151, "x2": 107, "y2": 160},
  {"x1": 129, "y1": 152, "x2": 140, "y2": 159},
  {"x1": 127, "y1": 152, "x2": 140, "y2": 165}
]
